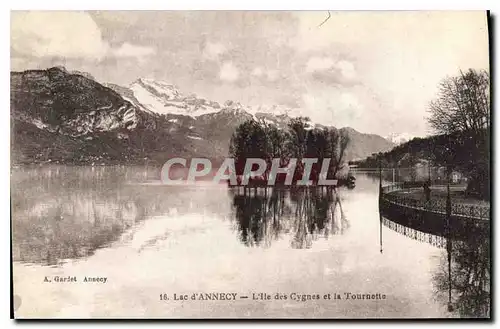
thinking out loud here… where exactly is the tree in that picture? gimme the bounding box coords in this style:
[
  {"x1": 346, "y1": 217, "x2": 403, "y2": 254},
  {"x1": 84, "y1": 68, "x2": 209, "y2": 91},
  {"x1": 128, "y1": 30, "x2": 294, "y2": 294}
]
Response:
[
  {"x1": 333, "y1": 129, "x2": 350, "y2": 178},
  {"x1": 260, "y1": 120, "x2": 289, "y2": 178},
  {"x1": 428, "y1": 69, "x2": 490, "y2": 136},
  {"x1": 322, "y1": 128, "x2": 350, "y2": 179},
  {"x1": 229, "y1": 120, "x2": 268, "y2": 176},
  {"x1": 286, "y1": 117, "x2": 311, "y2": 161},
  {"x1": 427, "y1": 69, "x2": 490, "y2": 200},
  {"x1": 229, "y1": 116, "x2": 351, "y2": 185}
]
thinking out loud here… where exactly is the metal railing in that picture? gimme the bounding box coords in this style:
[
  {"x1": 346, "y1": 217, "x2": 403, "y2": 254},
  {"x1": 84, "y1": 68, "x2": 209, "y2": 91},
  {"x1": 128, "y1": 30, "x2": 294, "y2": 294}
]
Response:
[
  {"x1": 380, "y1": 183, "x2": 490, "y2": 220},
  {"x1": 381, "y1": 217, "x2": 447, "y2": 249}
]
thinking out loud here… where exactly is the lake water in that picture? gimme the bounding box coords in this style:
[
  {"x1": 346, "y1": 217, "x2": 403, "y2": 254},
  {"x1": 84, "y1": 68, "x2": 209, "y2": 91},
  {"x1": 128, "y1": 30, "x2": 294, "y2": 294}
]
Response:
[{"x1": 11, "y1": 166, "x2": 489, "y2": 318}]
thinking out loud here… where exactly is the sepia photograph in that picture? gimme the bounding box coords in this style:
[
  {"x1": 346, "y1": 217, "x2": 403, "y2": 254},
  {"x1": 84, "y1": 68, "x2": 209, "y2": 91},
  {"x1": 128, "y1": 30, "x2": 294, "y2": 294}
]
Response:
[{"x1": 10, "y1": 10, "x2": 491, "y2": 319}]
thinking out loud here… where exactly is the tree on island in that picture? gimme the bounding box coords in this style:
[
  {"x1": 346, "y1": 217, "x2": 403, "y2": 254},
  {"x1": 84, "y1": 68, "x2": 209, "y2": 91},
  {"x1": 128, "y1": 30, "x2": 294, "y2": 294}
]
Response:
[{"x1": 229, "y1": 116, "x2": 350, "y2": 185}]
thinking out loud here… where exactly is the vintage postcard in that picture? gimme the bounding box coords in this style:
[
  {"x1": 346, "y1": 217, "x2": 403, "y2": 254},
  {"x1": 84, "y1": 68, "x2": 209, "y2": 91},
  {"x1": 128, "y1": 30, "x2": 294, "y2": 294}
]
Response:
[{"x1": 10, "y1": 11, "x2": 490, "y2": 319}]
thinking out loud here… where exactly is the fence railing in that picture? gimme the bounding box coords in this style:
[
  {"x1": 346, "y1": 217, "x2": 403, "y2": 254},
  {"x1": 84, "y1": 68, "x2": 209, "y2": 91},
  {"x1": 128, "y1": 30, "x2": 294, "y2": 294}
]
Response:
[
  {"x1": 354, "y1": 166, "x2": 470, "y2": 186},
  {"x1": 380, "y1": 183, "x2": 490, "y2": 220},
  {"x1": 381, "y1": 182, "x2": 405, "y2": 194},
  {"x1": 381, "y1": 217, "x2": 447, "y2": 249}
]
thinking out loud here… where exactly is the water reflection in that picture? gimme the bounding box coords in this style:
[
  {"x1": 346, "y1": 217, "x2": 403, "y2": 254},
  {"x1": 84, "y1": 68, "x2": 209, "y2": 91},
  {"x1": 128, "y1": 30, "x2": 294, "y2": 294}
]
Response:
[
  {"x1": 434, "y1": 233, "x2": 490, "y2": 318},
  {"x1": 230, "y1": 187, "x2": 348, "y2": 249},
  {"x1": 11, "y1": 166, "x2": 490, "y2": 318},
  {"x1": 11, "y1": 165, "x2": 227, "y2": 266},
  {"x1": 381, "y1": 215, "x2": 490, "y2": 318}
]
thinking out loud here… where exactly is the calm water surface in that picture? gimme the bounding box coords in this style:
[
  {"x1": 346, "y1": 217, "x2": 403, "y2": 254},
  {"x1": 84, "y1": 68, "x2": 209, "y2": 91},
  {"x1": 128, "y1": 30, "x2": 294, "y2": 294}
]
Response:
[{"x1": 11, "y1": 166, "x2": 489, "y2": 318}]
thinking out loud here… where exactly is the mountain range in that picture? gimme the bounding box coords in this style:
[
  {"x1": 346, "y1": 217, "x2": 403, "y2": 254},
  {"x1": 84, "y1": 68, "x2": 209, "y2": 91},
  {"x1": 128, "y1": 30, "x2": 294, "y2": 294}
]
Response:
[{"x1": 11, "y1": 67, "x2": 395, "y2": 166}]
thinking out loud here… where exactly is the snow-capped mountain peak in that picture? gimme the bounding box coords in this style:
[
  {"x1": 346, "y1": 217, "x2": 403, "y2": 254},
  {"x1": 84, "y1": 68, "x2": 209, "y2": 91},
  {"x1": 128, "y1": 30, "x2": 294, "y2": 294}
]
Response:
[
  {"x1": 132, "y1": 78, "x2": 182, "y2": 100},
  {"x1": 220, "y1": 100, "x2": 253, "y2": 116},
  {"x1": 386, "y1": 132, "x2": 413, "y2": 145},
  {"x1": 129, "y1": 77, "x2": 221, "y2": 117}
]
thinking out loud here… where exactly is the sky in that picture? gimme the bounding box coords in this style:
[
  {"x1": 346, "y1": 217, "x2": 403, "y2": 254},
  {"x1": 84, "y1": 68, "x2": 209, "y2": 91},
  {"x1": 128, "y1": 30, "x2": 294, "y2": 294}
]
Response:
[{"x1": 10, "y1": 11, "x2": 489, "y2": 137}]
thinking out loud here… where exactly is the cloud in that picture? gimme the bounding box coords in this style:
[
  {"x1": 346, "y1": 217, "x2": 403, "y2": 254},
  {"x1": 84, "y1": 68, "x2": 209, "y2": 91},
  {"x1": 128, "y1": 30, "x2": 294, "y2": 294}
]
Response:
[
  {"x1": 202, "y1": 41, "x2": 227, "y2": 61},
  {"x1": 305, "y1": 56, "x2": 357, "y2": 85},
  {"x1": 112, "y1": 42, "x2": 156, "y2": 58},
  {"x1": 336, "y1": 60, "x2": 356, "y2": 80},
  {"x1": 306, "y1": 57, "x2": 335, "y2": 73},
  {"x1": 266, "y1": 70, "x2": 279, "y2": 82},
  {"x1": 277, "y1": 94, "x2": 302, "y2": 109},
  {"x1": 251, "y1": 67, "x2": 280, "y2": 82},
  {"x1": 11, "y1": 11, "x2": 155, "y2": 62},
  {"x1": 11, "y1": 11, "x2": 109, "y2": 60},
  {"x1": 301, "y1": 89, "x2": 364, "y2": 126},
  {"x1": 219, "y1": 62, "x2": 240, "y2": 82},
  {"x1": 251, "y1": 67, "x2": 264, "y2": 77},
  {"x1": 339, "y1": 92, "x2": 362, "y2": 114}
]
